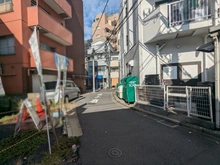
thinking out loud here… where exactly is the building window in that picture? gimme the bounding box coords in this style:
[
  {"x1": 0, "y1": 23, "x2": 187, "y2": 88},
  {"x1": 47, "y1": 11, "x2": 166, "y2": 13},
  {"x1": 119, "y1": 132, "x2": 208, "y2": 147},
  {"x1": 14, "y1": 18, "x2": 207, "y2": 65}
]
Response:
[
  {"x1": 112, "y1": 57, "x2": 118, "y2": 60},
  {"x1": 98, "y1": 66, "x2": 105, "y2": 71},
  {"x1": 111, "y1": 68, "x2": 119, "y2": 72},
  {"x1": 96, "y1": 18, "x2": 99, "y2": 21},
  {"x1": 31, "y1": 0, "x2": 36, "y2": 6},
  {"x1": 0, "y1": 0, "x2": 13, "y2": 14},
  {"x1": 96, "y1": 34, "x2": 100, "y2": 38},
  {"x1": 0, "y1": 35, "x2": 15, "y2": 55},
  {"x1": 96, "y1": 26, "x2": 100, "y2": 30},
  {"x1": 111, "y1": 20, "x2": 117, "y2": 26},
  {"x1": 40, "y1": 42, "x2": 55, "y2": 52}
]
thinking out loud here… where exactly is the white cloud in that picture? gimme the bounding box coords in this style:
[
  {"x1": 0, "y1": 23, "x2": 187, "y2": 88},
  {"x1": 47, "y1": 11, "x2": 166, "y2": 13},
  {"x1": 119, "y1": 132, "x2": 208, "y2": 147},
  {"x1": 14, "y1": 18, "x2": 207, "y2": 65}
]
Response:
[{"x1": 83, "y1": 0, "x2": 120, "y2": 40}]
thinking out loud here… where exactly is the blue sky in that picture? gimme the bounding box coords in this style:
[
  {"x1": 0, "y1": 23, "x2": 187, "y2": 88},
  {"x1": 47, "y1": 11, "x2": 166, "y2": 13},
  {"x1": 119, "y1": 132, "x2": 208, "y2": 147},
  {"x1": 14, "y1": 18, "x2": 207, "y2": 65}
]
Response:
[{"x1": 83, "y1": 0, "x2": 120, "y2": 40}]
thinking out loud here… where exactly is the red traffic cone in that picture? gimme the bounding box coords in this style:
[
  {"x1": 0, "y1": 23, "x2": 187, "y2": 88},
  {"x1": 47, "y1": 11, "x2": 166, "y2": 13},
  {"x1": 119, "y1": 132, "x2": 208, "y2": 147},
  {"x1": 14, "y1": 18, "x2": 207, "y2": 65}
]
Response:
[
  {"x1": 36, "y1": 98, "x2": 45, "y2": 117},
  {"x1": 22, "y1": 108, "x2": 29, "y2": 121}
]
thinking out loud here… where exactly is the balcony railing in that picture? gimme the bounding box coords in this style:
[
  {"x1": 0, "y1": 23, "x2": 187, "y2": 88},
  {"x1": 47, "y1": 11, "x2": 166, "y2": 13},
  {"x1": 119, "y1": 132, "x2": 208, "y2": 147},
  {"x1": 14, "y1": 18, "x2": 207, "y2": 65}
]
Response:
[
  {"x1": 0, "y1": 2, "x2": 13, "y2": 14},
  {"x1": 168, "y1": 0, "x2": 211, "y2": 27}
]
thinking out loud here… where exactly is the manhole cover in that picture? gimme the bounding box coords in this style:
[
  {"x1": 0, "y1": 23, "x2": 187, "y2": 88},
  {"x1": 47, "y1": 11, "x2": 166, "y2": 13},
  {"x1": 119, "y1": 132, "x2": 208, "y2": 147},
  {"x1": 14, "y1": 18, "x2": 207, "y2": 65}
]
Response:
[{"x1": 108, "y1": 148, "x2": 122, "y2": 158}]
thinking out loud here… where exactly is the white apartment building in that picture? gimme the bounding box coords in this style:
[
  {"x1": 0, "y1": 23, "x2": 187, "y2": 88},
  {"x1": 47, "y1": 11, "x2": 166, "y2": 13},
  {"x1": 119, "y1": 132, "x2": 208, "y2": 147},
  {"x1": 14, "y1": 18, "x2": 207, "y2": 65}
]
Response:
[
  {"x1": 86, "y1": 40, "x2": 118, "y2": 88},
  {"x1": 110, "y1": 53, "x2": 119, "y2": 86},
  {"x1": 120, "y1": 0, "x2": 220, "y2": 86}
]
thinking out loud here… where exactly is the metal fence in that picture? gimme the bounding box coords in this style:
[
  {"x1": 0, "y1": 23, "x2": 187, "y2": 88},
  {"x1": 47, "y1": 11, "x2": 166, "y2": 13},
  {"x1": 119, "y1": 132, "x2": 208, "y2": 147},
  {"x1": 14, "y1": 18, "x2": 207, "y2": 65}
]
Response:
[
  {"x1": 166, "y1": 86, "x2": 188, "y2": 112},
  {"x1": 135, "y1": 85, "x2": 213, "y2": 122},
  {"x1": 188, "y1": 87, "x2": 213, "y2": 121},
  {"x1": 136, "y1": 85, "x2": 165, "y2": 110},
  {"x1": 168, "y1": 0, "x2": 211, "y2": 27}
]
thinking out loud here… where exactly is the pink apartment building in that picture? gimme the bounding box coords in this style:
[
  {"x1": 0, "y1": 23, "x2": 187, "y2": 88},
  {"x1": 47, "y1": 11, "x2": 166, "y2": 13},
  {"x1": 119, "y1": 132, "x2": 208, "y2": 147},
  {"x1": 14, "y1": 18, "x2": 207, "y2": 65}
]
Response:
[
  {"x1": 0, "y1": 0, "x2": 85, "y2": 94},
  {"x1": 92, "y1": 13, "x2": 119, "y2": 51}
]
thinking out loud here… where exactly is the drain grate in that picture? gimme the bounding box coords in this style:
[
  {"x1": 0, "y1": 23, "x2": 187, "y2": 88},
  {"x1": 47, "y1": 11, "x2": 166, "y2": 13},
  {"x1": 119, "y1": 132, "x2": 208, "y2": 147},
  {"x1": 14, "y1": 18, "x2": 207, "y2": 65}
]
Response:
[{"x1": 108, "y1": 148, "x2": 122, "y2": 158}]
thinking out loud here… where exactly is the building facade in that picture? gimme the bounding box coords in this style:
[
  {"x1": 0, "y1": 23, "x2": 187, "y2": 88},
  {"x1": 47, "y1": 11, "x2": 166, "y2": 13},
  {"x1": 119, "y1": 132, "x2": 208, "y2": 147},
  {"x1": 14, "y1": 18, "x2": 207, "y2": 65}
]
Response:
[
  {"x1": 92, "y1": 13, "x2": 120, "y2": 52},
  {"x1": 86, "y1": 40, "x2": 115, "y2": 89},
  {"x1": 0, "y1": 0, "x2": 85, "y2": 94},
  {"x1": 120, "y1": 0, "x2": 219, "y2": 86},
  {"x1": 66, "y1": 0, "x2": 86, "y2": 93},
  {"x1": 110, "y1": 53, "x2": 119, "y2": 87}
]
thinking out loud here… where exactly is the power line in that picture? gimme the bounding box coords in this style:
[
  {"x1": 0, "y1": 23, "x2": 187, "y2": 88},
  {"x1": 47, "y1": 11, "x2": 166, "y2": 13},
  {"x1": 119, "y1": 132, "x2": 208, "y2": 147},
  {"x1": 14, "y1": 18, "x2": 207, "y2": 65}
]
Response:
[
  {"x1": 89, "y1": 3, "x2": 125, "y2": 55},
  {"x1": 115, "y1": 0, "x2": 143, "y2": 33},
  {"x1": 92, "y1": 0, "x2": 138, "y2": 55},
  {"x1": 91, "y1": 0, "x2": 109, "y2": 40}
]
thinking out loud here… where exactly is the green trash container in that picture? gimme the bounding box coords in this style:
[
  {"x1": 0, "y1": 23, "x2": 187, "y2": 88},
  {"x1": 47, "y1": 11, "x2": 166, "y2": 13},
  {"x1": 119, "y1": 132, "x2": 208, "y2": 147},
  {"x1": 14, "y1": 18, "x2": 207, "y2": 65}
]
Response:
[
  {"x1": 121, "y1": 77, "x2": 127, "y2": 101},
  {"x1": 116, "y1": 83, "x2": 119, "y2": 97},
  {"x1": 122, "y1": 76, "x2": 138, "y2": 103}
]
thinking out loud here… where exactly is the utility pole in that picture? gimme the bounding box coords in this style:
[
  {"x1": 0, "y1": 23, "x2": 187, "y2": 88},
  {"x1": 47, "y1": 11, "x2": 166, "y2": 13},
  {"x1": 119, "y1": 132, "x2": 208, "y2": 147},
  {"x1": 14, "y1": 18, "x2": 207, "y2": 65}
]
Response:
[
  {"x1": 92, "y1": 55, "x2": 95, "y2": 93},
  {"x1": 108, "y1": 45, "x2": 111, "y2": 88}
]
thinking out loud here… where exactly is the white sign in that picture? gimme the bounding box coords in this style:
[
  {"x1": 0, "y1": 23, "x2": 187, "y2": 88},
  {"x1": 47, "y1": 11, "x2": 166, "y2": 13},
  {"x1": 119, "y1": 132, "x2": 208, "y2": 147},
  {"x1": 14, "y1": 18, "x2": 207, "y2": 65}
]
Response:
[
  {"x1": 24, "y1": 99, "x2": 40, "y2": 129},
  {"x1": 54, "y1": 53, "x2": 67, "y2": 104},
  {"x1": 182, "y1": 65, "x2": 198, "y2": 79},
  {"x1": 0, "y1": 76, "x2": 5, "y2": 96},
  {"x1": 14, "y1": 101, "x2": 25, "y2": 135},
  {"x1": 29, "y1": 26, "x2": 46, "y2": 99},
  {"x1": 29, "y1": 27, "x2": 42, "y2": 77},
  {"x1": 163, "y1": 66, "x2": 177, "y2": 80},
  {"x1": 14, "y1": 99, "x2": 41, "y2": 136}
]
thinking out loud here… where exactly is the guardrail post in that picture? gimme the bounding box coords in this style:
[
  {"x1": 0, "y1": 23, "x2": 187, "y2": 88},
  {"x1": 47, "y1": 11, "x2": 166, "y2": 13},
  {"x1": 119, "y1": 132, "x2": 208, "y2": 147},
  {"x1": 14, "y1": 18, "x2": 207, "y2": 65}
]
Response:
[
  {"x1": 166, "y1": 86, "x2": 169, "y2": 111},
  {"x1": 163, "y1": 85, "x2": 166, "y2": 111},
  {"x1": 209, "y1": 87, "x2": 214, "y2": 122},
  {"x1": 186, "y1": 86, "x2": 190, "y2": 117},
  {"x1": 189, "y1": 87, "x2": 192, "y2": 117}
]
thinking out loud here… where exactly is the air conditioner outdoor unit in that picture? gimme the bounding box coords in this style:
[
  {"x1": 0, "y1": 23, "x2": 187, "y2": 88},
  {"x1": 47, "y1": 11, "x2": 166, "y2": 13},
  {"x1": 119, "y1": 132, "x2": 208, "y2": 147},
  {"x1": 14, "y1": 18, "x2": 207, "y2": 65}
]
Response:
[{"x1": 128, "y1": 60, "x2": 134, "y2": 67}]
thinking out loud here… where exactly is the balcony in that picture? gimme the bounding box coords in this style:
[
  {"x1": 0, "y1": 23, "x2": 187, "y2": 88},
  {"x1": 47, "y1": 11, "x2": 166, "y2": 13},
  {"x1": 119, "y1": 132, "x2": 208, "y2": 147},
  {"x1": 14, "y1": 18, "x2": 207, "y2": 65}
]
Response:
[
  {"x1": 44, "y1": 0, "x2": 72, "y2": 19},
  {"x1": 30, "y1": 49, "x2": 73, "y2": 72},
  {"x1": 27, "y1": 6, "x2": 72, "y2": 46},
  {"x1": 143, "y1": 0, "x2": 213, "y2": 44},
  {"x1": 110, "y1": 61, "x2": 119, "y2": 67}
]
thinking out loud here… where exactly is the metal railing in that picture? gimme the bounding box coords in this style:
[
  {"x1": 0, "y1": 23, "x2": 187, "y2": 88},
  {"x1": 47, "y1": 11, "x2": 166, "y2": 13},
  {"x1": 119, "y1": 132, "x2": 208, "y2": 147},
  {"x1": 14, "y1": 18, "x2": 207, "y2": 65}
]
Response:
[
  {"x1": 166, "y1": 86, "x2": 188, "y2": 112},
  {"x1": 0, "y1": 2, "x2": 13, "y2": 14},
  {"x1": 135, "y1": 85, "x2": 213, "y2": 121},
  {"x1": 188, "y1": 87, "x2": 213, "y2": 121},
  {"x1": 136, "y1": 85, "x2": 165, "y2": 110},
  {"x1": 168, "y1": 0, "x2": 211, "y2": 27}
]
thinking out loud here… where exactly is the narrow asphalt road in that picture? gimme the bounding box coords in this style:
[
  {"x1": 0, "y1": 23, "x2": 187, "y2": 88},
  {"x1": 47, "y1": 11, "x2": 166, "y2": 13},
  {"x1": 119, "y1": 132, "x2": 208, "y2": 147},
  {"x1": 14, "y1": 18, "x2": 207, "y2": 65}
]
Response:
[{"x1": 75, "y1": 90, "x2": 220, "y2": 165}]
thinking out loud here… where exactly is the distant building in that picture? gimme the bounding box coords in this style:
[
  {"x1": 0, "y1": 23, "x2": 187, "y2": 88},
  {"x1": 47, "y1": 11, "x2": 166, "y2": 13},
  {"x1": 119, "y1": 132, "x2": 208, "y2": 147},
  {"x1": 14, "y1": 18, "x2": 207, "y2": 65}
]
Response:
[
  {"x1": 110, "y1": 54, "x2": 119, "y2": 87},
  {"x1": 0, "y1": 0, "x2": 85, "y2": 94},
  {"x1": 85, "y1": 12, "x2": 120, "y2": 88},
  {"x1": 85, "y1": 40, "x2": 119, "y2": 88},
  {"x1": 92, "y1": 13, "x2": 120, "y2": 52}
]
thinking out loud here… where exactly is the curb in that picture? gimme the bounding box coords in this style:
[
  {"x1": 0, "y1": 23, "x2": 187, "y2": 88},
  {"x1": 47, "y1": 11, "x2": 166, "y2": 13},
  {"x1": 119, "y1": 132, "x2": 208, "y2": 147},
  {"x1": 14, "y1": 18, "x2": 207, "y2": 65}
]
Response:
[
  {"x1": 112, "y1": 92, "x2": 220, "y2": 139},
  {"x1": 63, "y1": 104, "x2": 83, "y2": 137},
  {"x1": 131, "y1": 106, "x2": 180, "y2": 124},
  {"x1": 179, "y1": 122, "x2": 220, "y2": 139},
  {"x1": 112, "y1": 92, "x2": 133, "y2": 108}
]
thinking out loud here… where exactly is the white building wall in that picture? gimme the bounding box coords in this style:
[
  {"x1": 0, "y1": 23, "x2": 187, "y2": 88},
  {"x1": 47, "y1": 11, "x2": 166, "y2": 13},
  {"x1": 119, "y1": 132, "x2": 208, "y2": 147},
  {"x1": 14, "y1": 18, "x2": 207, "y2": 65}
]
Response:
[
  {"x1": 120, "y1": 0, "x2": 216, "y2": 84},
  {"x1": 111, "y1": 72, "x2": 119, "y2": 78},
  {"x1": 138, "y1": 0, "x2": 154, "y2": 84}
]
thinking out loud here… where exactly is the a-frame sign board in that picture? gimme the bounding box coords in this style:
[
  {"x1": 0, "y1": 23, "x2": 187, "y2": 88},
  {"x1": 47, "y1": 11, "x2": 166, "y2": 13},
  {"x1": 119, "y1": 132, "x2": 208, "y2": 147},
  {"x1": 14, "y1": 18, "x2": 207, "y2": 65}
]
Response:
[{"x1": 14, "y1": 98, "x2": 41, "y2": 135}]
